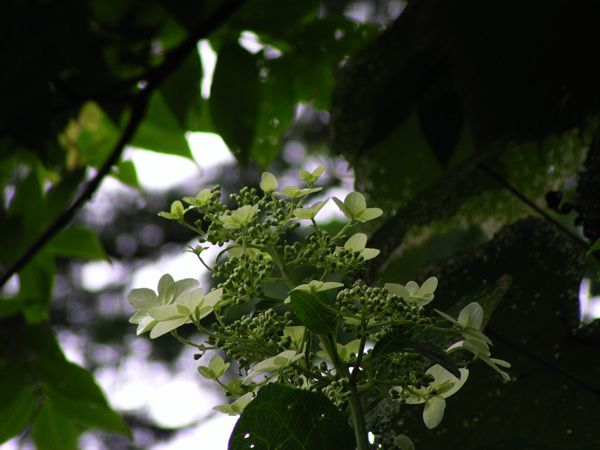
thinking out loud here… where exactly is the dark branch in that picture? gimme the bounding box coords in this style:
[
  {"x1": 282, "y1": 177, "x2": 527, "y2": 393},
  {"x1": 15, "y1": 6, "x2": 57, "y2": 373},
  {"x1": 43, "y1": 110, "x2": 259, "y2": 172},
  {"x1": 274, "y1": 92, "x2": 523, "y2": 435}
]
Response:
[
  {"x1": 0, "y1": 0, "x2": 247, "y2": 288},
  {"x1": 477, "y1": 162, "x2": 589, "y2": 250}
]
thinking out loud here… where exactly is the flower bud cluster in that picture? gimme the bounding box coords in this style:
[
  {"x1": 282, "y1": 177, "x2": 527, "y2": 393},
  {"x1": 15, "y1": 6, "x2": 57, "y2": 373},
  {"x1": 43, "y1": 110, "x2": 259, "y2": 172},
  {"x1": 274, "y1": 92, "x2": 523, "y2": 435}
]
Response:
[
  {"x1": 128, "y1": 167, "x2": 509, "y2": 434},
  {"x1": 213, "y1": 253, "x2": 273, "y2": 304}
]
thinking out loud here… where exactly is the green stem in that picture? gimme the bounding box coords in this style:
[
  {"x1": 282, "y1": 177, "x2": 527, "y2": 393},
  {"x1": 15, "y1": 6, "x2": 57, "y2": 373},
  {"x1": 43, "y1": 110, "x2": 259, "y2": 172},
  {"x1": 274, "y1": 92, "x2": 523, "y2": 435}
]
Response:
[
  {"x1": 171, "y1": 330, "x2": 205, "y2": 349},
  {"x1": 322, "y1": 336, "x2": 370, "y2": 450}
]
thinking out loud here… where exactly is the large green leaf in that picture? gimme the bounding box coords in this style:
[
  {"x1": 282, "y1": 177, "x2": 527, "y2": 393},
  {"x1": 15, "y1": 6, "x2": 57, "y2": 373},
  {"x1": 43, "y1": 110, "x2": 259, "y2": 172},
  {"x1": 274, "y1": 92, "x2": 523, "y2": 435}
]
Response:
[
  {"x1": 289, "y1": 290, "x2": 336, "y2": 335},
  {"x1": 160, "y1": 51, "x2": 203, "y2": 131},
  {"x1": 0, "y1": 320, "x2": 130, "y2": 443},
  {"x1": 229, "y1": 383, "x2": 355, "y2": 450},
  {"x1": 0, "y1": 364, "x2": 36, "y2": 444},
  {"x1": 32, "y1": 400, "x2": 79, "y2": 450},
  {"x1": 111, "y1": 159, "x2": 141, "y2": 189},
  {"x1": 47, "y1": 226, "x2": 107, "y2": 261},
  {"x1": 373, "y1": 218, "x2": 600, "y2": 449},
  {"x1": 19, "y1": 252, "x2": 56, "y2": 324},
  {"x1": 209, "y1": 42, "x2": 261, "y2": 162},
  {"x1": 131, "y1": 90, "x2": 193, "y2": 159},
  {"x1": 248, "y1": 57, "x2": 296, "y2": 168},
  {"x1": 34, "y1": 358, "x2": 130, "y2": 436}
]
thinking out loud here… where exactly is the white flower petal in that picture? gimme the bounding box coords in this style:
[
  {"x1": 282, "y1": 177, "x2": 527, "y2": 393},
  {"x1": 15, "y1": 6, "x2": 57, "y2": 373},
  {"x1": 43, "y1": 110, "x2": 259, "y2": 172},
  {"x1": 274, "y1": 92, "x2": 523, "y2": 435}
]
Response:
[
  {"x1": 385, "y1": 283, "x2": 411, "y2": 299},
  {"x1": 157, "y1": 274, "x2": 175, "y2": 297},
  {"x1": 458, "y1": 302, "x2": 484, "y2": 329},
  {"x1": 149, "y1": 304, "x2": 180, "y2": 320},
  {"x1": 344, "y1": 192, "x2": 366, "y2": 216},
  {"x1": 345, "y1": 233, "x2": 367, "y2": 251},
  {"x1": 405, "y1": 281, "x2": 419, "y2": 295},
  {"x1": 360, "y1": 248, "x2": 380, "y2": 261},
  {"x1": 423, "y1": 396, "x2": 446, "y2": 429},
  {"x1": 357, "y1": 207, "x2": 383, "y2": 222},
  {"x1": 149, "y1": 317, "x2": 188, "y2": 339},
  {"x1": 419, "y1": 276, "x2": 438, "y2": 295},
  {"x1": 127, "y1": 288, "x2": 157, "y2": 310}
]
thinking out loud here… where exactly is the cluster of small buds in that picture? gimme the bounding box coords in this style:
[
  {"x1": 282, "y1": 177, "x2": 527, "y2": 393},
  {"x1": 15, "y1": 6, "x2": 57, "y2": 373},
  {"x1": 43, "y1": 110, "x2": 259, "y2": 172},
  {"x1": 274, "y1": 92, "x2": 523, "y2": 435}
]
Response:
[
  {"x1": 230, "y1": 186, "x2": 261, "y2": 207},
  {"x1": 213, "y1": 253, "x2": 273, "y2": 304},
  {"x1": 210, "y1": 310, "x2": 293, "y2": 368},
  {"x1": 322, "y1": 377, "x2": 352, "y2": 408},
  {"x1": 337, "y1": 281, "x2": 405, "y2": 317},
  {"x1": 375, "y1": 354, "x2": 432, "y2": 395},
  {"x1": 300, "y1": 233, "x2": 338, "y2": 270}
]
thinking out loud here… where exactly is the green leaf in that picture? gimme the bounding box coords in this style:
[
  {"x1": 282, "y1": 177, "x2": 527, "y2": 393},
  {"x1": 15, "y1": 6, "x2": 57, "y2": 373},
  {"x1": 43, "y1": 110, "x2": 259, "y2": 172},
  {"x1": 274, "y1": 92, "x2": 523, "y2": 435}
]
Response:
[
  {"x1": 249, "y1": 58, "x2": 296, "y2": 167},
  {"x1": 0, "y1": 364, "x2": 36, "y2": 444},
  {"x1": 35, "y1": 358, "x2": 130, "y2": 436},
  {"x1": 19, "y1": 252, "x2": 55, "y2": 324},
  {"x1": 131, "y1": 90, "x2": 193, "y2": 159},
  {"x1": 111, "y1": 159, "x2": 140, "y2": 189},
  {"x1": 47, "y1": 226, "x2": 107, "y2": 261},
  {"x1": 229, "y1": 383, "x2": 355, "y2": 450},
  {"x1": 209, "y1": 43, "x2": 260, "y2": 162},
  {"x1": 384, "y1": 219, "x2": 600, "y2": 449},
  {"x1": 160, "y1": 51, "x2": 203, "y2": 131},
  {"x1": 588, "y1": 238, "x2": 600, "y2": 256},
  {"x1": 289, "y1": 289, "x2": 336, "y2": 335},
  {"x1": 32, "y1": 400, "x2": 79, "y2": 450}
]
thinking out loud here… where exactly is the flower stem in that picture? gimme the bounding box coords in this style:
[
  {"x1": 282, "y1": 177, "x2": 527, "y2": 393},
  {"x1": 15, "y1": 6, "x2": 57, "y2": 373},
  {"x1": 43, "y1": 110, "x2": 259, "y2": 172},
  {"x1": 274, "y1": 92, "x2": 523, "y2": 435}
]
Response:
[{"x1": 322, "y1": 336, "x2": 370, "y2": 450}]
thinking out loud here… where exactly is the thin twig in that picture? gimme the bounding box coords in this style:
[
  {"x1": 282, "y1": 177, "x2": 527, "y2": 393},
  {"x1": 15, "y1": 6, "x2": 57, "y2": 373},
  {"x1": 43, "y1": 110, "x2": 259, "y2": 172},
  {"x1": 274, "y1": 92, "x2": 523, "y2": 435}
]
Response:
[
  {"x1": 0, "y1": 0, "x2": 247, "y2": 288},
  {"x1": 477, "y1": 162, "x2": 589, "y2": 250}
]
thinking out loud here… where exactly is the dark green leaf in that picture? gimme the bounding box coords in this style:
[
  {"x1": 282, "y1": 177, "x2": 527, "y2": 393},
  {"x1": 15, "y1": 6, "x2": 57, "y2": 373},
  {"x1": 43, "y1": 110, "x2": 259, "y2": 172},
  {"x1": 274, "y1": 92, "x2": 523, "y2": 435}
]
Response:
[
  {"x1": 229, "y1": 0, "x2": 319, "y2": 39},
  {"x1": 229, "y1": 383, "x2": 354, "y2": 450},
  {"x1": 209, "y1": 43, "x2": 260, "y2": 162},
  {"x1": 45, "y1": 387, "x2": 129, "y2": 435},
  {"x1": 19, "y1": 252, "x2": 55, "y2": 324},
  {"x1": 0, "y1": 298, "x2": 23, "y2": 318},
  {"x1": 35, "y1": 358, "x2": 130, "y2": 436},
  {"x1": 32, "y1": 400, "x2": 79, "y2": 450},
  {"x1": 384, "y1": 219, "x2": 600, "y2": 449},
  {"x1": 132, "y1": 91, "x2": 194, "y2": 159},
  {"x1": 588, "y1": 238, "x2": 600, "y2": 256},
  {"x1": 111, "y1": 159, "x2": 140, "y2": 189},
  {"x1": 249, "y1": 57, "x2": 296, "y2": 167},
  {"x1": 289, "y1": 290, "x2": 336, "y2": 335},
  {"x1": 48, "y1": 226, "x2": 107, "y2": 261},
  {"x1": 0, "y1": 364, "x2": 36, "y2": 444},
  {"x1": 161, "y1": 51, "x2": 203, "y2": 131}
]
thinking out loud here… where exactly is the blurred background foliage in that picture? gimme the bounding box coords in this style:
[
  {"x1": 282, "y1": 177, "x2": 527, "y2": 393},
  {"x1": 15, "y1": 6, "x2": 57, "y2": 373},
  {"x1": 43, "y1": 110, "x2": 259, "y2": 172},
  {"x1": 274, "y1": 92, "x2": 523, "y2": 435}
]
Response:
[{"x1": 1, "y1": 0, "x2": 600, "y2": 448}]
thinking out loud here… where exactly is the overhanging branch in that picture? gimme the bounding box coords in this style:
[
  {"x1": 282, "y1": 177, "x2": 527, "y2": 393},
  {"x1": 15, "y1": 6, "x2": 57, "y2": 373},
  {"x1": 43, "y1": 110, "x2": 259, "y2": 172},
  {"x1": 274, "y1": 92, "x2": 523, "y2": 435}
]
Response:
[{"x1": 0, "y1": 0, "x2": 247, "y2": 288}]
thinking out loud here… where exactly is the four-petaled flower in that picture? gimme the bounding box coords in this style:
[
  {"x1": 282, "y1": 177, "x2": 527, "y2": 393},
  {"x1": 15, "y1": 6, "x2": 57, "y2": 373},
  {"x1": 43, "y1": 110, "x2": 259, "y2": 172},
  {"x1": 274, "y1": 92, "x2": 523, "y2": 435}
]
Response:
[
  {"x1": 277, "y1": 185, "x2": 322, "y2": 199},
  {"x1": 437, "y1": 302, "x2": 511, "y2": 380},
  {"x1": 213, "y1": 392, "x2": 254, "y2": 416},
  {"x1": 285, "y1": 280, "x2": 344, "y2": 303},
  {"x1": 158, "y1": 200, "x2": 185, "y2": 220},
  {"x1": 147, "y1": 287, "x2": 223, "y2": 338},
  {"x1": 219, "y1": 204, "x2": 259, "y2": 230},
  {"x1": 128, "y1": 274, "x2": 198, "y2": 336},
  {"x1": 244, "y1": 350, "x2": 304, "y2": 383},
  {"x1": 393, "y1": 364, "x2": 469, "y2": 429},
  {"x1": 293, "y1": 200, "x2": 328, "y2": 220},
  {"x1": 343, "y1": 233, "x2": 380, "y2": 261},
  {"x1": 183, "y1": 188, "x2": 212, "y2": 208},
  {"x1": 332, "y1": 192, "x2": 382, "y2": 222},
  {"x1": 259, "y1": 172, "x2": 278, "y2": 193},
  {"x1": 299, "y1": 165, "x2": 325, "y2": 186},
  {"x1": 385, "y1": 276, "x2": 438, "y2": 306}
]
